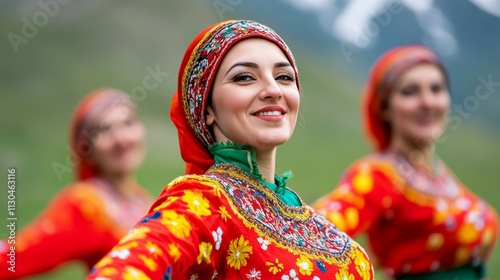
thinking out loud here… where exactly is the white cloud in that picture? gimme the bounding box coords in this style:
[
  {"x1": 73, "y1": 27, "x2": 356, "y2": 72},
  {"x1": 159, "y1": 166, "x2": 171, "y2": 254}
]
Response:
[
  {"x1": 469, "y1": 0, "x2": 500, "y2": 17},
  {"x1": 284, "y1": 0, "x2": 332, "y2": 11}
]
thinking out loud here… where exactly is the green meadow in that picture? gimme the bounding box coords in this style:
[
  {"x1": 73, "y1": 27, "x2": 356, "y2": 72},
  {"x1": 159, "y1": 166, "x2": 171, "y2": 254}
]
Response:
[{"x1": 1, "y1": 1, "x2": 498, "y2": 279}]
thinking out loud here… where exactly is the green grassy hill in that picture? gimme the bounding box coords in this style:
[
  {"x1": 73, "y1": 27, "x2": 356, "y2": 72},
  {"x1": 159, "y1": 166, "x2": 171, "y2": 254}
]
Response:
[{"x1": 1, "y1": 1, "x2": 498, "y2": 279}]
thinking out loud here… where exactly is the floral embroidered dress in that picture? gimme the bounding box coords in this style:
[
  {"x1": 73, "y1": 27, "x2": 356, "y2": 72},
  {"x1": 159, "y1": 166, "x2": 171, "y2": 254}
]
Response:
[
  {"x1": 0, "y1": 179, "x2": 151, "y2": 279},
  {"x1": 87, "y1": 144, "x2": 374, "y2": 279},
  {"x1": 314, "y1": 152, "x2": 498, "y2": 279}
]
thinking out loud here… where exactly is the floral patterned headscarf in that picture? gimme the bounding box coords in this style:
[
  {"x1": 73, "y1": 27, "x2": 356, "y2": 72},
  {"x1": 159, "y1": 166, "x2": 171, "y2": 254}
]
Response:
[
  {"x1": 362, "y1": 45, "x2": 447, "y2": 151},
  {"x1": 170, "y1": 20, "x2": 300, "y2": 175}
]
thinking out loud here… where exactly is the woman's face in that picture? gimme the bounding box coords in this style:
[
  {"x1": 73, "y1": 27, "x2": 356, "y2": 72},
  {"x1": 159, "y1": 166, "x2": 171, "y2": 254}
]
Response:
[
  {"x1": 89, "y1": 104, "x2": 145, "y2": 176},
  {"x1": 385, "y1": 63, "x2": 450, "y2": 146},
  {"x1": 206, "y1": 38, "x2": 300, "y2": 151}
]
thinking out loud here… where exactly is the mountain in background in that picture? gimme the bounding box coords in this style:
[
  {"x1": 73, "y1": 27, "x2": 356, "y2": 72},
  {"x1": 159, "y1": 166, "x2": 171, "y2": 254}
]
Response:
[{"x1": 224, "y1": 0, "x2": 500, "y2": 127}]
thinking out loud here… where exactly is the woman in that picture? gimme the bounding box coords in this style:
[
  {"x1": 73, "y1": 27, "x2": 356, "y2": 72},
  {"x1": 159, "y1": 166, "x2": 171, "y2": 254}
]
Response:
[
  {"x1": 314, "y1": 45, "x2": 498, "y2": 279},
  {"x1": 0, "y1": 88, "x2": 152, "y2": 279},
  {"x1": 87, "y1": 20, "x2": 374, "y2": 279}
]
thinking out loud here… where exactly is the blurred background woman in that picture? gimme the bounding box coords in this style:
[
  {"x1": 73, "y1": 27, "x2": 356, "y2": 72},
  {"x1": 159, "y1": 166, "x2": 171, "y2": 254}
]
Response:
[
  {"x1": 0, "y1": 88, "x2": 152, "y2": 279},
  {"x1": 314, "y1": 45, "x2": 498, "y2": 279}
]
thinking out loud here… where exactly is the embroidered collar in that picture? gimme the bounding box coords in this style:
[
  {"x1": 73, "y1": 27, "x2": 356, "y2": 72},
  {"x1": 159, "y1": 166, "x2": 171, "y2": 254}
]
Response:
[
  {"x1": 208, "y1": 141, "x2": 301, "y2": 206},
  {"x1": 379, "y1": 151, "x2": 459, "y2": 198}
]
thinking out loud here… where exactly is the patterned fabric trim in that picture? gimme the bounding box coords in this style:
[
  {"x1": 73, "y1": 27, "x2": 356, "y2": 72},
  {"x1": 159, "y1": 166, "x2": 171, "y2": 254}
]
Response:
[
  {"x1": 359, "y1": 154, "x2": 464, "y2": 206},
  {"x1": 205, "y1": 163, "x2": 354, "y2": 268}
]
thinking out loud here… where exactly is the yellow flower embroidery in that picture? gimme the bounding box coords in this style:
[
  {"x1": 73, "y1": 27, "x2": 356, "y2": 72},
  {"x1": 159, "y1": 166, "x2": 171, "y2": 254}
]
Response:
[
  {"x1": 266, "y1": 258, "x2": 284, "y2": 275},
  {"x1": 109, "y1": 242, "x2": 138, "y2": 260},
  {"x1": 457, "y1": 223, "x2": 480, "y2": 244},
  {"x1": 99, "y1": 267, "x2": 118, "y2": 276},
  {"x1": 426, "y1": 233, "x2": 444, "y2": 251},
  {"x1": 123, "y1": 266, "x2": 151, "y2": 280},
  {"x1": 296, "y1": 255, "x2": 313, "y2": 276},
  {"x1": 227, "y1": 235, "x2": 253, "y2": 269},
  {"x1": 145, "y1": 241, "x2": 163, "y2": 258},
  {"x1": 335, "y1": 269, "x2": 354, "y2": 280},
  {"x1": 218, "y1": 206, "x2": 232, "y2": 222},
  {"x1": 161, "y1": 210, "x2": 191, "y2": 238},
  {"x1": 116, "y1": 241, "x2": 139, "y2": 250},
  {"x1": 153, "y1": 196, "x2": 179, "y2": 211},
  {"x1": 353, "y1": 249, "x2": 371, "y2": 280},
  {"x1": 121, "y1": 226, "x2": 151, "y2": 243},
  {"x1": 327, "y1": 212, "x2": 347, "y2": 232},
  {"x1": 197, "y1": 242, "x2": 213, "y2": 264},
  {"x1": 455, "y1": 246, "x2": 470, "y2": 265},
  {"x1": 352, "y1": 168, "x2": 373, "y2": 194},
  {"x1": 168, "y1": 243, "x2": 182, "y2": 263},
  {"x1": 139, "y1": 254, "x2": 157, "y2": 271},
  {"x1": 182, "y1": 190, "x2": 211, "y2": 217},
  {"x1": 212, "y1": 184, "x2": 222, "y2": 197},
  {"x1": 344, "y1": 207, "x2": 359, "y2": 230},
  {"x1": 94, "y1": 256, "x2": 113, "y2": 269}
]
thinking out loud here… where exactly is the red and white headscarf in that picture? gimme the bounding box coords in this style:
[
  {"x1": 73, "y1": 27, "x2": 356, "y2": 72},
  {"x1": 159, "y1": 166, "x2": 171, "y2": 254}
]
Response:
[{"x1": 170, "y1": 20, "x2": 300, "y2": 175}]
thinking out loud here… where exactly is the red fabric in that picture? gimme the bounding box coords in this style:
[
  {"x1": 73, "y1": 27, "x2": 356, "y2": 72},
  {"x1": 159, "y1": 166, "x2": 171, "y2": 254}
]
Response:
[
  {"x1": 362, "y1": 45, "x2": 446, "y2": 151},
  {"x1": 170, "y1": 93, "x2": 214, "y2": 175},
  {"x1": 87, "y1": 167, "x2": 374, "y2": 279},
  {"x1": 313, "y1": 155, "x2": 499, "y2": 277},
  {"x1": 0, "y1": 89, "x2": 152, "y2": 279},
  {"x1": 170, "y1": 20, "x2": 300, "y2": 175},
  {"x1": 0, "y1": 180, "x2": 151, "y2": 279}
]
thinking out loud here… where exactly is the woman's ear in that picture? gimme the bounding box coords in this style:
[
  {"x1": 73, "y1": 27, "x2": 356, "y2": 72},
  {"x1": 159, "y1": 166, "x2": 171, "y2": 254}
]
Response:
[{"x1": 206, "y1": 105, "x2": 216, "y2": 126}]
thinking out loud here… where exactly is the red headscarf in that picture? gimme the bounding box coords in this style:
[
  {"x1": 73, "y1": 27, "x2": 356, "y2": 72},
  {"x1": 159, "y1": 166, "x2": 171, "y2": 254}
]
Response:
[
  {"x1": 70, "y1": 88, "x2": 133, "y2": 180},
  {"x1": 170, "y1": 20, "x2": 300, "y2": 175},
  {"x1": 362, "y1": 45, "x2": 447, "y2": 151}
]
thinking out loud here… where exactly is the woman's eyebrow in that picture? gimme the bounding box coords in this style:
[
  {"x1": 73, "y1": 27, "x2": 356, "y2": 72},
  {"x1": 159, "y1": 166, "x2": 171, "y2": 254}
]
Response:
[
  {"x1": 274, "y1": 61, "x2": 292, "y2": 68},
  {"x1": 225, "y1": 62, "x2": 258, "y2": 75},
  {"x1": 225, "y1": 61, "x2": 292, "y2": 76}
]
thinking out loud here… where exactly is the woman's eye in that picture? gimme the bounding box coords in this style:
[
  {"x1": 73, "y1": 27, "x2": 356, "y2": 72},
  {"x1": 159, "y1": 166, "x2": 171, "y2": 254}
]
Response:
[
  {"x1": 232, "y1": 73, "x2": 254, "y2": 82},
  {"x1": 98, "y1": 124, "x2": 112, "y2": 135},
  {"x1": 276, "y1": 74, "x2": 295, "y2": 82},
  {"x1": 431, "y1": 83, "x2": 445, "y2": 94},
  {"x1": 124, "y1": 118, "x2": 136, "y2": 126},
  {"x1": 400, "y1": 86, "x2": 418, "y2": 96}
]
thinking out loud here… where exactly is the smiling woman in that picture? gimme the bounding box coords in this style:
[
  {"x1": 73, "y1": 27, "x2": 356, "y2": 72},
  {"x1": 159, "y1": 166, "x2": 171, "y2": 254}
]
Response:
[
  {"x1": 87, "y1": 20, "x2": 375, "y2": 279},
  {"x1": 0, "y1": 88, "x2": 153, "y2": 279},
  {"x1": 313, "y1": 45, "x2": 499, "y2": 280},
  {"x1": 206, "y1": 38, "x2": 300, "y2": 180}
]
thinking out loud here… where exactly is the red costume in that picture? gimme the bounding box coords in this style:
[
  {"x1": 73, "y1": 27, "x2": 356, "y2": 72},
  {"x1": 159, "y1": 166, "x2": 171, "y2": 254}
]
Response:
[
  {"x1": 0, "y1": 89, "x2": 151, "y2": 279},
  {"x1": 87, "y1": 20, "x2": 375, "y2": 280},
  {"x1": 314, "y1": 46, "x2": 498, "y2": 279}
]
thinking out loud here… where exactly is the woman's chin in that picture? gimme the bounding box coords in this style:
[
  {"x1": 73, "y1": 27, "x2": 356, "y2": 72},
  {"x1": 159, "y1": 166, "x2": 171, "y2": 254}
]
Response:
[{"x1": 411, "y1": 133, "x2": 441, "y2": 146}]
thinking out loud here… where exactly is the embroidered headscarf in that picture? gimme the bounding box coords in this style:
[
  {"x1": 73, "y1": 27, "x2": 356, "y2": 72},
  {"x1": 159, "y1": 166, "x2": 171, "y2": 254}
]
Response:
[
  {"x1": 70, "y1": 88, "x2": 133, "y2": 180},
  {"x1": 362, "y1": 45, "x2": 447, "y2": 151},
  {"x1": 170, "y1": 20, "x2": 300, "y2": 175}
]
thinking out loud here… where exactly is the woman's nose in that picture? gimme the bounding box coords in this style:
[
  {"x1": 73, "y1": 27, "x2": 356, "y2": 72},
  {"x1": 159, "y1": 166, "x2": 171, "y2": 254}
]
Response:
[
  {"x1": 260, "y1": 78, "x2": 283, "y2": 100},
  {"x1": 420, "y1": 90, "x2": 436, "y2": 108}
]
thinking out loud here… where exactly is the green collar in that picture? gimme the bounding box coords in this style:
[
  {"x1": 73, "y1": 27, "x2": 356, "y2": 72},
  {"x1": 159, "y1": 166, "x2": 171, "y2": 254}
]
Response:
[{"x1": 208, "y1": 141, "x2": 301, "y2": 206}]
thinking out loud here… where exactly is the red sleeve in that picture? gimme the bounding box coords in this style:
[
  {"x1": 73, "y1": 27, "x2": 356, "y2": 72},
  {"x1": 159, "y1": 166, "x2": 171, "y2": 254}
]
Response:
[
  {"x1": 0, "y1": 184, "x2": 119, "y2": 279},
  {"x1": 313, "y1": 161, "x2": 397, "y2": 237},
  {"x1": 86, "y1": 176, "x2": 221, "y2": 279}
]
